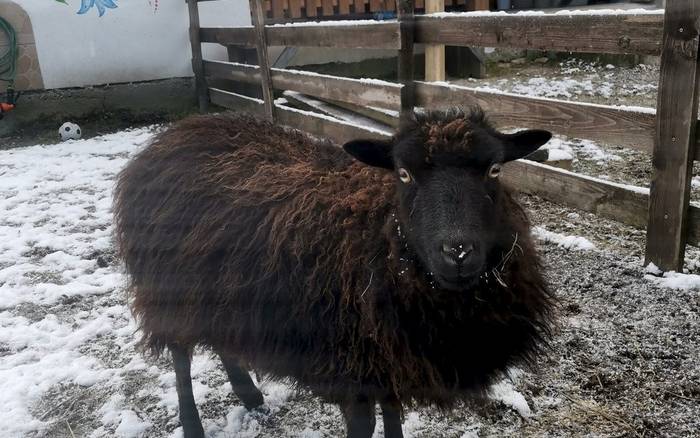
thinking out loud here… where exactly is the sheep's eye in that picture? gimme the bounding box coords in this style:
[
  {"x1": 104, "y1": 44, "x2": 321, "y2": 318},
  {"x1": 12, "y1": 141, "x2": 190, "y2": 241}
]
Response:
[
  {"x1": 398, "y1": 168, "x2": 412, "y2": 184},
  {"x1": 488, "y1": 163, "x2": 502, "y2": 178}
]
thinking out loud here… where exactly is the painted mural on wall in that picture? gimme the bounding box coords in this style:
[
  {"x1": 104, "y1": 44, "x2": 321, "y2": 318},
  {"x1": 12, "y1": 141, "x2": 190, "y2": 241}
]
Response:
[{"x1": 52, "y1": 0, "x2": 159, "y2": 17}]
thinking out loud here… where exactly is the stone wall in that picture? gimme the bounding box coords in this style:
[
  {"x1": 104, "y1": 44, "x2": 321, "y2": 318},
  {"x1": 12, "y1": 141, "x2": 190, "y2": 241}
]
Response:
[{"x1": 0, "y1": 2, "x2": 43, "y2": 93}]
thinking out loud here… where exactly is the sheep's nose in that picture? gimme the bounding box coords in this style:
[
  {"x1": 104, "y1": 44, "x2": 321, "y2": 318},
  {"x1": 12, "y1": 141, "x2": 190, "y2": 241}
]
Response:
[{"x1": 441, "y1": 242, "x2": 474, "y2": 265}]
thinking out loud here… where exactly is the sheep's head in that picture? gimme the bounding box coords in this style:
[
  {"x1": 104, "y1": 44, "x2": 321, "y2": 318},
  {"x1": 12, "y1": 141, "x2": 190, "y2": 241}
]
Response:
[{"x1": 343, "y1": 108, "x2": 551, "y2": 291}]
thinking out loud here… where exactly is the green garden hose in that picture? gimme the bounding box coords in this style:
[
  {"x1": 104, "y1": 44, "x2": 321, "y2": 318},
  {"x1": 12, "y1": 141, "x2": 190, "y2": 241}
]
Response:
[{"x1": 0, "y1": 16, "x2": 18, "y2": 86}]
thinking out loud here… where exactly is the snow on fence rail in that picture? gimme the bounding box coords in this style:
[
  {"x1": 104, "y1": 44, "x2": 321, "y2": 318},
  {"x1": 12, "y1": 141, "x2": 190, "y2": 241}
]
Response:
[
  {"x1": 188, "y1": 0, "x2": 700, "y2": 272},
  {"x1": 199, "y1": 11, "x2": 663, "y2": 55}
]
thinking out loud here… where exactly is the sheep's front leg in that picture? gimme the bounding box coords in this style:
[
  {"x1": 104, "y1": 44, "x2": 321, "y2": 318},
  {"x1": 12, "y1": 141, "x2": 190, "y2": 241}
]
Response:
[
  {"x1": 340, "y1": 394, "x2": 376, "y2": 438},
  {"x1": 216, "y1": 350, "x2": 264, "y2": 410},
  {"x1": 380, "y1": 394, "x2": 404, "y2": 438},
  {"x1": 170, "y1": 344, "x2": 205, "y2": 438}
]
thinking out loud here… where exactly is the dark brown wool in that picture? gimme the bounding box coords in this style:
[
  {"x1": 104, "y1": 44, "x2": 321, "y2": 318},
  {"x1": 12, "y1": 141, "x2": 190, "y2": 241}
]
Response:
[{"x1": 114, "y1": 112, "x2": 555, "y2": 408}]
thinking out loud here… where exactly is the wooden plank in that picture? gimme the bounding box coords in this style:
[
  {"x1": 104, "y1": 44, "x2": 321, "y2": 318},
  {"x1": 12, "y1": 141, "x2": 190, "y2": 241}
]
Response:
[
  {"x1": 186, "y1": 0, "x2": 209, "y2": 112},
  {"x1": 211, "y1": 88, "x2": 385, "y2": 145},
  {"x1": 339, "y1": 0, "x2": 350, "y2": 14},
  {"x1": 210, "y1": 88, "x2": 265, "y2": 115},
  {"x1": 321, "y1": 0, "x2": 334, "y2": 15},
  {"x1": 415, "y1": 81, "x2": 656, "y2": 153},
  {"x1": 203, "y1": 60, "x2": 401, "y2": 109},
  {"x1": 315, "y1": 97, "x2": 399, "y2": 128},
  {"x1": 370, "y1": 0, "x2": 381, "y2": 12},
  {"x1": 397, "y1": 0, "x2": 415, "y2": 124},
  {"x1": 204, "y1": 61, "x2": 658, "y2": 155},
  {"x1": 502, "y1": 161, "x2": 649, "y2": 230},
  {"x1": 473, "y1": 0, "x2": 488, "y2": 9},
  {"x1": 289, "y1": 0, "x2": 302, "y2": 17},
  {"x1": 416, "y1": 12, "x2": 664, "y2": 56},
  {"x1": 269, "y1": 22, "x2": 400, "y2": 49},
  {"x1": 200, "y1": 27, "x2": 257, "y2": 46},
  {"x1": 211, "y1": 89, "x2": 387, "y2": 144},
  {"x1": 200, "y1": 22, "x2": 401, "y2": 49},
  {"x1": 424, "y1": 0, "x2": 445, "y2": 82},
  {"x1": 385, "y1": 0, "x2": 396, "y2": 11},
  {"x1": 250, "y1": 0, "x2": 276, "y2": 121},
  {"x1": 354, "y1": 0, "x2": 365, "y2": 13},
  {"x1": 272, "y1": 0, "x2": 285, "y2": 19},
  {"x1": 645, "y1": 0, "x2": 700, "y2": 271}
]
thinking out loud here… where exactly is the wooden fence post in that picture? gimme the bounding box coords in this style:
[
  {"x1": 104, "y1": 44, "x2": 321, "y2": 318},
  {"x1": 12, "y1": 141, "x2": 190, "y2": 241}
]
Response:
[
  {"x1": 424, "y1": 0, "x2": 445, "y2": 82},
  {"x1": 645, "y1": 0, "x2": 700, "y2": 271},
  {"x1": 397, "y1": 0, "x2": 416, "y2": 125},
  {"x1": 249, "y1": 0, "x2": 276, "y2": 121},
  {"x1": 186, "y1": 0, "x2": 209, "y2": 112}
]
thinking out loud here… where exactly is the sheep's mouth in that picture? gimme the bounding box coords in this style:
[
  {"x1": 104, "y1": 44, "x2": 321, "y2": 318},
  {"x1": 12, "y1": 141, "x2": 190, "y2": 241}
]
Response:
[{"x1": 436, "y1": 274, "x2": 479, "y2": 291}]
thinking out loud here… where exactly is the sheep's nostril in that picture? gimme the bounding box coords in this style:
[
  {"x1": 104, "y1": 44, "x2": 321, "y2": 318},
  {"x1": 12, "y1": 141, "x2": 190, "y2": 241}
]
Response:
[
  {"x1": 441, "y1": 243, "x2": 453, "y2": 255},
  {"x1": 441, "y1": 242, "x2": 474, "y2": 264}
]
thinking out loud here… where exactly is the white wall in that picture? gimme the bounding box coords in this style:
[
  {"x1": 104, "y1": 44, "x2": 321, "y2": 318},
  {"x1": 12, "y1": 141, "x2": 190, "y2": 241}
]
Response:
[{"x1": 7, "y1": 0, "x2": 251, "y2": 89}]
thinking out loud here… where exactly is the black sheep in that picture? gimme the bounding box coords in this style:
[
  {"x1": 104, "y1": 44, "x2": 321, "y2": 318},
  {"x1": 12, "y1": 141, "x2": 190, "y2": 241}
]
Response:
[{"x1": 114, "y1": 107, "x2": 556, "y2": 437}]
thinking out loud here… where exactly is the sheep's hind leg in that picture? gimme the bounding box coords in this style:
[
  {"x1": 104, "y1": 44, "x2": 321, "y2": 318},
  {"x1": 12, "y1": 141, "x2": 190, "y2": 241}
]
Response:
[
  {"x1": 217, "y1": 350, "x2": 264, "y2": 410},
  {"x1": 380, "y1": 394, "x2": 404, "y2": 438},
  {"x1": 340, "y1": 394, "x2": 376, "y2": 438},
  {"x1": 170, "y1": 343, "x2": 205, "y2": 438}
]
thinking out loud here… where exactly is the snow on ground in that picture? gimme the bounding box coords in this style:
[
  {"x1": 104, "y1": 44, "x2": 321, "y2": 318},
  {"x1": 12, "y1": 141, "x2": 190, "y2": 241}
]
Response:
[{"x1": 533, "y1": 227, "x2": 596, "y2": 251}]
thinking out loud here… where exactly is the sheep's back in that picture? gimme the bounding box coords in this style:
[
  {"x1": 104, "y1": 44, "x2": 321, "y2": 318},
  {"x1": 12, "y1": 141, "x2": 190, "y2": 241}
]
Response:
[{"x1": 114, "y1": 113, "x2": 394, "y2": 364}]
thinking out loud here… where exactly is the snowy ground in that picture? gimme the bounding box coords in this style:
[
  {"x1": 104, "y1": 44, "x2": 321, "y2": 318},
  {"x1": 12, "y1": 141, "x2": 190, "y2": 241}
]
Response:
[{"x1": 2, "y1": 60, "x2": 699, "y2": 437}]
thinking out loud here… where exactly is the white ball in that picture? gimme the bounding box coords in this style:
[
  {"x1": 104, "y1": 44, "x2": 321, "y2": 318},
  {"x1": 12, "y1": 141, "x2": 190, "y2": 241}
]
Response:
[{"x1": 59, "y1": 122, "x2": 82, "y2": 141}]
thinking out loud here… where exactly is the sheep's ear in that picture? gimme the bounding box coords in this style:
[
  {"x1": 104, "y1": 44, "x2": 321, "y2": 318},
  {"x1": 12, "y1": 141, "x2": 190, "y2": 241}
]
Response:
[
  {"x1": 342, "y1": 139, "x2": 394, "y2": 170},
  {"x1": 501, "y1": 130, "x2": 552, "y2": 162}
]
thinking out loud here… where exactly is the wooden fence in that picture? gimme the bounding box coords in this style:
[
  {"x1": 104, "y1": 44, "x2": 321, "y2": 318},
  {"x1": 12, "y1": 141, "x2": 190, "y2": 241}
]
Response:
[
  {"x1": 251, "y1": 0, "x2": 488, "y2": 22},
  {"x1": 187, "y1": 0, "x2": 700, "y2": 272}
]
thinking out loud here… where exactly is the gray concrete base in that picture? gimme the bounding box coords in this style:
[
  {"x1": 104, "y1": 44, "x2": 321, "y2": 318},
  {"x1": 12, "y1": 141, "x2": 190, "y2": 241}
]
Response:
[{"x1": 1, "y1": 77, "x2": 197, "y2": 142}]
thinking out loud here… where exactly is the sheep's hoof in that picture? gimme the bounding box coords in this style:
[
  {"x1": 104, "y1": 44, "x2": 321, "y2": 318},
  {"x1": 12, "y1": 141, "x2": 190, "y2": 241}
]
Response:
[
  {"x1": 182, "y1": 422, "x2": 205, "y2": 438},
  {"x1": 241, "y1": 391, "x2": 265, "y2": 411}
]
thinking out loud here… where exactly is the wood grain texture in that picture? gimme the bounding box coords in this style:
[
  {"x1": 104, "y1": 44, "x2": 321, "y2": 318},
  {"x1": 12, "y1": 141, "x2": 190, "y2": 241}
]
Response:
[
  {"x1": 272, "y1": 0, "x2": 285, "y2": 19},
  {"x1": 645, "y1": 0, "x2": 700, "y2": 270},
  {"x1": 502, "y1": 161, "x2": 649, "y2": 229},
  {"x1": 209, "y1": 88, "x2": 265, "y2": 115},
  {"x1": 250, "y1": 0, "x2": 276, "y2": 121},
  {"x1": 203, "y1": 61, "x2": 658, "y2": 154},
  {"x1": 211, "y1": 88, "x2": 387, "y2": 143},
  {"x1": 288, "y1": 0, "x2": 302, "y2": 17},
  {"x1": 203, "y1": 60, "x2": 402, "y2": 109},
  {"x1": 416, "y1": 12, "x2": 663, "y2": 55},
  {"x1": 415, "y1": 81, "x2": 656, "y2": 153},
  {"x1": 424, "y1": 0, "x2": 445, "y2": 82},
  {"x1": 354, "y1": 0, "x2": 365, "y2": 13},
  {"x1": 472, "y1": 0, "x2": 489, "y2": 10},
  {"x1": 186, "y1": 0, "x2": 209, "y2": 112},
  {"x1": 397, "y1": 0, "x2": 416, "y2": 124},
  {"x1": 321, "y1": 0, "x2": 334, "y2": 15},
  {"x1": 200, "y1": 27, "x2": 257, "y2": 47},
  {"x1": 201, "y1": 22, "x2": 400, "y2": 49}
]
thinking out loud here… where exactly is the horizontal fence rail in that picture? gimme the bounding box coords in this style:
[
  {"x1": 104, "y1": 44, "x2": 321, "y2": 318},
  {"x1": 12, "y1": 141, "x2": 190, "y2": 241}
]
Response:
[
  {"x1": 208, "y1": 87, "x2": 700, "y2": 246},
  {"x1": 201, "y1": 21, "x2": 401, "y2": 49},
  {"x1": 202, "y1": 11, "x2": 663, "y2": 55},
  {"x1": 203, "y1": 60, "x2": 662, "y2": 154},
  {"x1": 416, "y1": 12, "x2": 664, "y2": 55},
  {"x1": 204, "y1": 60, "x2": 402, "y2": 109}
]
